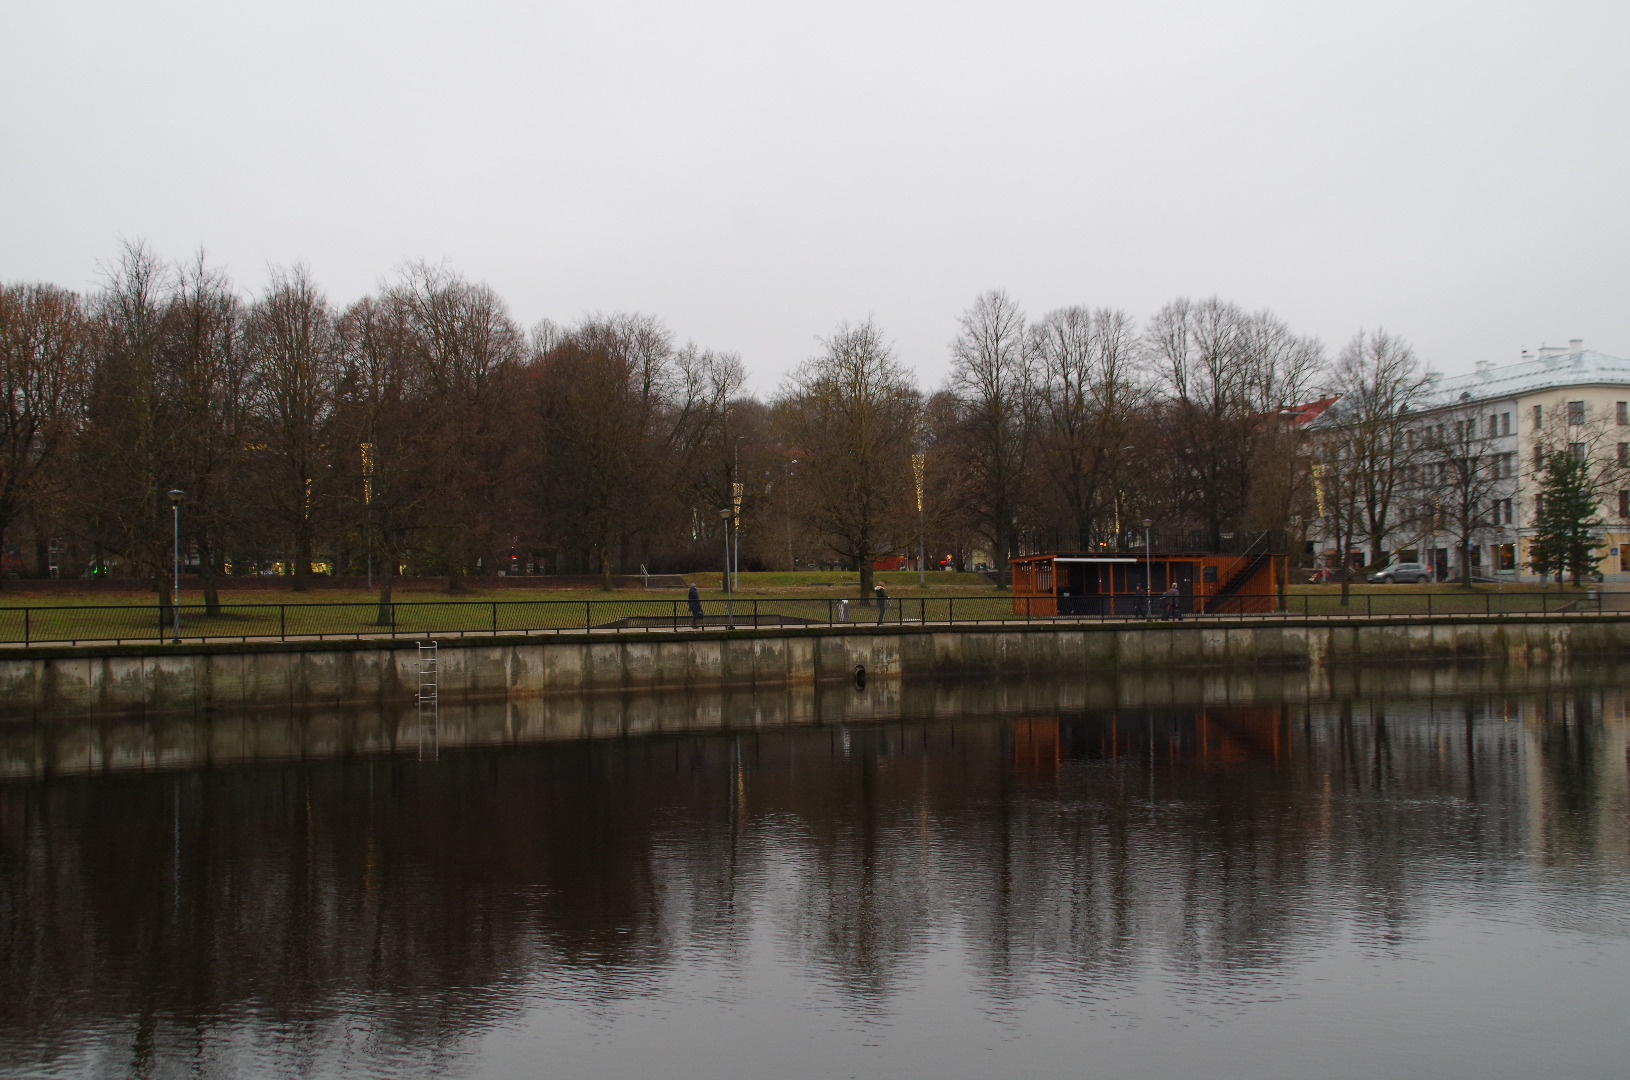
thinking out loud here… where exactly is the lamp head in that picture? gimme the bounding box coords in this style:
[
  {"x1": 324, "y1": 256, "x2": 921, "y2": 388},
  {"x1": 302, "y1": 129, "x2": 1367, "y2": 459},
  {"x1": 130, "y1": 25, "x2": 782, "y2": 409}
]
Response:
[
  {"x1": 1141, "y1": 518, "x2": 1153, "y2": 528},
  {"x1": 718, "y1": 508, "x2": 732, "y2": 520},
  {"x1": 167, "y1": 489, "x2": 185, "y2": 504}
]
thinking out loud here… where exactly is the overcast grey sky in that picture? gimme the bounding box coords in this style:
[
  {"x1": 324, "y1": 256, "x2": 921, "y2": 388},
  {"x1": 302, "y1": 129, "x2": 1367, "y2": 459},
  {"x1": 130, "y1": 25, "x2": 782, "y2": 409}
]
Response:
[{"x1": 3, "y1": 0, "x2": 1626, "y2": 393}]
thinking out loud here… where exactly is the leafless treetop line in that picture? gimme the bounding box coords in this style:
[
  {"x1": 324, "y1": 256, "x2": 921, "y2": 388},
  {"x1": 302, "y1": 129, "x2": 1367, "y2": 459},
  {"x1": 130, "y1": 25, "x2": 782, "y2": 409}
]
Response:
[{"x1": 2, "y1": 240, "x2": 1524, "y2": 603}]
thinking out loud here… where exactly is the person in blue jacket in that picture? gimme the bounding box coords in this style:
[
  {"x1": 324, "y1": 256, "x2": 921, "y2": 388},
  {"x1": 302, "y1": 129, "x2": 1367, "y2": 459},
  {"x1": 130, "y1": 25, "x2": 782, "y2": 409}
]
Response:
[{"x1": 687, "y1": 583, "x2": 704, "y2": 627}]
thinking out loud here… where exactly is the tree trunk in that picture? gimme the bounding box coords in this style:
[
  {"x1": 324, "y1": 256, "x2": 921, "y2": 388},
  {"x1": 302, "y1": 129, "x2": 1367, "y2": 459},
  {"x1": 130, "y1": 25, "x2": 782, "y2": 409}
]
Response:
[
  {"x1": 859, "y1": 558, "x2": 874, "y2": 601},
  {"x1": 199, "y1": 541, "x2": 221, "y2": 615},
  {"x1": 154, "y1": 570, "x2": 174, "y2": 639},
  {"x1": 600, "y1": 541, "x2": 614, "y2": 592},
  {"x1": 292, "y1": 523, "x2": 311, "y2": 592},
  {"x1": 374, "y1": 576, "x2": 394, "y2": 627}
]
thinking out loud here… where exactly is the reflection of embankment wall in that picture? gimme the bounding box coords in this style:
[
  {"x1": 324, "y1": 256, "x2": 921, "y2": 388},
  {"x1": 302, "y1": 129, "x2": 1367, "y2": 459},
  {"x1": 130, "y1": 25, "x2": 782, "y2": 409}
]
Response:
[
  {"x1": 3, "y1": 660, "x2": 1626, "y2": 779},
  {"x1": 1, "y1": 616, "x2": 1628, "y2": 722}
]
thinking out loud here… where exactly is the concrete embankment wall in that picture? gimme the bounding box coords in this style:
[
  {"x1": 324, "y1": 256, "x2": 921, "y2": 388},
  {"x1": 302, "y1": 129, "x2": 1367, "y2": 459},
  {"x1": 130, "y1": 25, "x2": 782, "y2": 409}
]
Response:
[
  {"x1": 3, "y1": 616, "x2": 1630, "y2": 719},
  {"x1": 10, "y1": 660, "x2": 1623, "y2": 780}
]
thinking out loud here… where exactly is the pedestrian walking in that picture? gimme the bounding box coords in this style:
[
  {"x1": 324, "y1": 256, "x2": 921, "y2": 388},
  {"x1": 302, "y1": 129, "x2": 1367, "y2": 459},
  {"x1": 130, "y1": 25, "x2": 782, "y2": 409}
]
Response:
[
  {"x1": 687, "y1": 583, "x2": 704, "y2": 628},
  {"x1": 874, "y1": 584, "x2": 889, "y2": 624},
  {"x1": 1163, "y1": 583, "x2": 1180, "y2": 621}
]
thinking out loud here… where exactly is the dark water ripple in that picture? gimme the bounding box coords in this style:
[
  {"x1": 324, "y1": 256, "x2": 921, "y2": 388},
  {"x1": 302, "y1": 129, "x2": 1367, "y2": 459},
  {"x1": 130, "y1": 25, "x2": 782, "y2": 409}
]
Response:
[{"x1": 2, "y1": 673, "x2": 1629, "y2": 1078}]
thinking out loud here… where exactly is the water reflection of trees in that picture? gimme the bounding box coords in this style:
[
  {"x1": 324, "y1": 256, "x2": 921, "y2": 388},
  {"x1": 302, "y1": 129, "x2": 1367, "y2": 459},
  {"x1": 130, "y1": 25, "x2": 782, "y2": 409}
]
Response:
[{"x1": 1, "y1": 685, "x2": 1625, "y2": 1071}]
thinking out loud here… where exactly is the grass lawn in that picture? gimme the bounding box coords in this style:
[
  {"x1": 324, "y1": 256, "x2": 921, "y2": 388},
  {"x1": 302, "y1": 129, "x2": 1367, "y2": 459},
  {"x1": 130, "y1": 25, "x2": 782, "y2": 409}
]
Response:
[
  {"x1": 1287, "y1": 580, "x2": 1594, "y2": 615},
  {"x1": 0, "y1": 571, "x2": 1015, "y2": 643},
  {"x1": 0, "y1": 570, "x2": 999, "y2": 607},
  {"x1": 0, "y1": 574, "x2": 1603, "y2": 644}
]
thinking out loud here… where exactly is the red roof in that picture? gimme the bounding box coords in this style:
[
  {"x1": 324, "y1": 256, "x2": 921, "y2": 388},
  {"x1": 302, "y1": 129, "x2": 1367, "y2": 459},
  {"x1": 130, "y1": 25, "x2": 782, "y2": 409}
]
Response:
[{"x1": 1281, "y1": 395, "x2": 1340, "y2": 425}]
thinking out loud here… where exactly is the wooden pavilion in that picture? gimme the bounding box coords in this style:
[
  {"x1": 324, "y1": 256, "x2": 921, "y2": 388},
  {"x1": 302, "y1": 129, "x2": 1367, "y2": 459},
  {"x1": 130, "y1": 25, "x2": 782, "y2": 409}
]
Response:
[{"x1": 1010, "y1": 533, "x2": 1286, "y2": 617}]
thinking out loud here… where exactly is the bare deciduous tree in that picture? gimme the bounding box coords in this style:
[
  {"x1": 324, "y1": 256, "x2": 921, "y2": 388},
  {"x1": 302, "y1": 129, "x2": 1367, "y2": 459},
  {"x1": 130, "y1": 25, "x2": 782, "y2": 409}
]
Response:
[
  {"x1": 776, "y1": 319, "x2": 921, "y2": 597},
  {"x1": 1323, "y1": 329, "x2": 1430, "y2": 567},
  {"x1": 1414, "y1": 404, "x2": 1508, "y2": 585},
  {"x1": 247, "y1": 266, "x2": 340, "y2": 592},
  {"x1": 0, "y1": 283, "x2": 91, "y2": 586},
  {"x1": 1026, "y1": 306, "x2": 1145, "y2": 548},
  {"x1": 946, "y1": 291, "x2": 1029, "y2": 586},
  {"x1": 1149, "y1": 298, "x2": 1322, "y2": 541}
]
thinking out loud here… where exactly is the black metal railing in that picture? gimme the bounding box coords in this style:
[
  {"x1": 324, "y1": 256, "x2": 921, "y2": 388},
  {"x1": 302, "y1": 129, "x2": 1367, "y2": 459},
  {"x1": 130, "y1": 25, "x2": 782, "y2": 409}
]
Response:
[{"x1": 0, "y1": 590, "x2": 1614, "y2": 646}]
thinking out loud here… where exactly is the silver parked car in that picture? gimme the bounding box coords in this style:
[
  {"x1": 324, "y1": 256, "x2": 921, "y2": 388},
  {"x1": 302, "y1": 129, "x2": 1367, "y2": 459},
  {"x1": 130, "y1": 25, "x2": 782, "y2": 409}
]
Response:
[{"x1": 1369, "y1": 561, "x2": 1433, "y2": 584}]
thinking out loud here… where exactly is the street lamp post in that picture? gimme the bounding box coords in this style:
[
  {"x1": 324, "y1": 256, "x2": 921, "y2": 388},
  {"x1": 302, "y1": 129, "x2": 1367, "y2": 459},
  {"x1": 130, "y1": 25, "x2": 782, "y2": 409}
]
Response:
[
  {"x1": 1141, "y1": 518, "x2": 1154, "y2": 620},
  {"x1": 732, "y1": 437, "x2": 743, "y2": 591},
  {"x1": 167, "y1": 489, "x2": 185, "y2": 643},
  {"x1": 719, "y1": 508, "x2": 734, "y2": 628}
]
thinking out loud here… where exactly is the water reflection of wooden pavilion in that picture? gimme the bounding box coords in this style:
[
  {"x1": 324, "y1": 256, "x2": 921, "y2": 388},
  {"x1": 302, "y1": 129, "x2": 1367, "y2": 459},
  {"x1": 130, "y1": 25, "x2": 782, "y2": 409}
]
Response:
[{"x1": 1010, "y1": 531, "x2": 1287, "y2": 617}]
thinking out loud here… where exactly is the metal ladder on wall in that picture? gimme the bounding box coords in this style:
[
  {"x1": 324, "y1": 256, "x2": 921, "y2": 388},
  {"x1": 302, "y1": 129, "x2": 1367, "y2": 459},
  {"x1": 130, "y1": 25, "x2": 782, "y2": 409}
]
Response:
[{"x1": 415, "y1": 639, "x2": 439, "y2": 759}]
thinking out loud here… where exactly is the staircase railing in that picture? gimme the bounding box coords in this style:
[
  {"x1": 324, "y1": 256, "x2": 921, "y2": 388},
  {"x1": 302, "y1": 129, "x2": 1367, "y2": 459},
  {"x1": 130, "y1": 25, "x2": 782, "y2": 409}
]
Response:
[{"x1": 1205, "y1": 532, "x2": 1274, "y2": 614}]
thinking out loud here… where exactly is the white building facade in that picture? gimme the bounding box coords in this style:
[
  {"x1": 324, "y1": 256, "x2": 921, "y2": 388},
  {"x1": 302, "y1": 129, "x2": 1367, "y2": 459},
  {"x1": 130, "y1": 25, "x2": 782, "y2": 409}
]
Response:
[{"x1": 1321, "y1": 342, "x2": 1630, "y2": 583}]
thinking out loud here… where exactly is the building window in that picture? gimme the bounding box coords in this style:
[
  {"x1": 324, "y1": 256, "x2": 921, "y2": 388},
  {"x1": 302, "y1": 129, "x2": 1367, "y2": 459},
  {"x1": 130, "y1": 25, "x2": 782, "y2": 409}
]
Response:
[
  {"x1": 1621, "y1": 491, "x2": 1629, "y2": 519},
  {"x1": 1620, "y1": 442, "x2": 1629, "y2": 466},
  {"x1": 1487, "y1": 415, "x2": 1498, "y2": 438},
  {"x1": 1619, "y1": 401, "x2": 1628, "y2": 425},
  {"x1": 1568, "y1": 400, "x2": 1586, "y2": 425},
  {"x1": 1500, "y1": 412, "x2": 1511, "y2": 436},
  {"x1": 1501, "y1": 498, "x2": 1514, "y2": 524},
  {"x1": 1534, "y1": 444, "x2": 1544, "y2": 469},
  {"x1": 1569, "y1": 442, "x2": 1586, "y2": 461},
  {"x1": 1498, "y1": 543, "x2": 1516, "y2": 572},
  {"x1": 1534, "y1": 404, "x2": 1544, "y2": 427},
  {"x1": 1536, "y1": 494, "x2": 1545, "y2": 519}
]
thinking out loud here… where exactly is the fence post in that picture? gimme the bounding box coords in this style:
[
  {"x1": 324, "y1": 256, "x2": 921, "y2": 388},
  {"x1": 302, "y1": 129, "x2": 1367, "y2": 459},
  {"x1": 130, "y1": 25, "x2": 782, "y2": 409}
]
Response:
[
  {"x1": 585, "y1": 601, "x2": 591, "y2": 632},
  {"x1": 491, "y1": 602, "x2": 498, "y2": 636},
  {"x1": 23, "y1": 608, "x2": 29, "y2": 647},
  {"x1": 948, "y1": 597, "x2": 954, "y2": 625},
  {"x1": 280, "y1": 605, "x2": 286, "y2": 642}
]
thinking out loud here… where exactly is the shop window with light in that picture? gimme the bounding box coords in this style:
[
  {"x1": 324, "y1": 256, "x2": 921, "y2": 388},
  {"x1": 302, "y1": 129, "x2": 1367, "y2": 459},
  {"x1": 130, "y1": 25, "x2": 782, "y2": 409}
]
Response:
[
  {"x1": 1498, "y1": 544, "x2": 1516, "y2": 572},
  {"x1": 1622, "y1": 546, "x2": 1630, "y2": 573}
]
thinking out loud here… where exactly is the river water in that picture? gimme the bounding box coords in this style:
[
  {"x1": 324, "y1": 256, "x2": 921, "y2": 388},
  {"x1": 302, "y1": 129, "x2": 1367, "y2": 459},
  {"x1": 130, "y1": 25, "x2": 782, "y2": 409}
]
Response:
[{"x1": 2, "y1": 667, "x2": 1629, "y2": 1079}]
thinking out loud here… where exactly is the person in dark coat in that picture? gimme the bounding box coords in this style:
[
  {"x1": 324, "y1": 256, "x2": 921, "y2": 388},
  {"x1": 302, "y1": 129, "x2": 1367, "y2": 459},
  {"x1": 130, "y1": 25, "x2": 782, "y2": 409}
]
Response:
[
  {"x1": 687, "y1": 583, "x2": 704, "y2": 627},
  {"x1": 874, "y1": 584, "x2": 889, "y2": 624}
]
